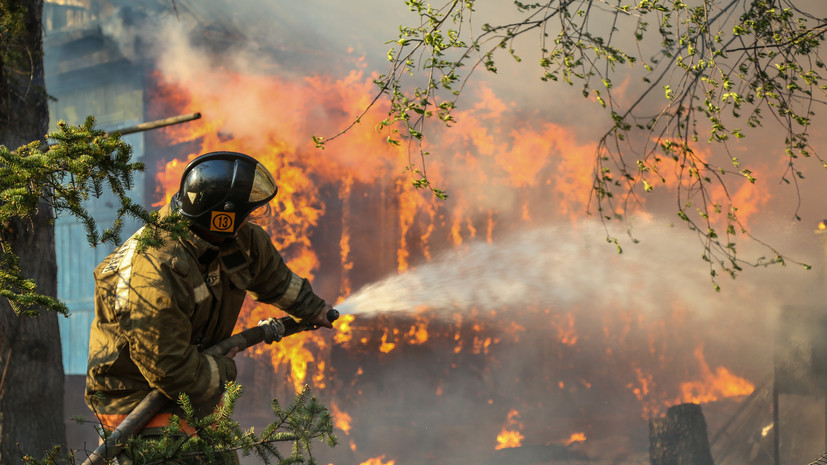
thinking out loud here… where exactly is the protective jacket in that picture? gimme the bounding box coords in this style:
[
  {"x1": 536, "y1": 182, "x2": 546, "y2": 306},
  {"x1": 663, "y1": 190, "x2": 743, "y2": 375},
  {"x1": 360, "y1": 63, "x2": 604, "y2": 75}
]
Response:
[{"x1": 85, "y1": 204, "x2": 327, "y2": 417}]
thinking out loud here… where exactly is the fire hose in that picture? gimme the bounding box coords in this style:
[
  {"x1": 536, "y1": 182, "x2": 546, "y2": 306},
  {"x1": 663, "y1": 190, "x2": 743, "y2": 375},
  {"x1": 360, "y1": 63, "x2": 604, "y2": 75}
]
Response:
[{"x1": 80, "y1": 308, "x2": 339, "y2": 465}]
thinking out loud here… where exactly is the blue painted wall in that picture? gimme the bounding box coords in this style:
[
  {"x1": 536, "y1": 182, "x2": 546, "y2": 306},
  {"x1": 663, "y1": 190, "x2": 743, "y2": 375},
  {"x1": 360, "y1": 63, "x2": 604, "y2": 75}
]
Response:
[
  {"x1": 55, "y1": 130, "x2": 143, "y2": 375},
  {"x1": 54, "y1": 132, "x2": 145, "y2": 375}
]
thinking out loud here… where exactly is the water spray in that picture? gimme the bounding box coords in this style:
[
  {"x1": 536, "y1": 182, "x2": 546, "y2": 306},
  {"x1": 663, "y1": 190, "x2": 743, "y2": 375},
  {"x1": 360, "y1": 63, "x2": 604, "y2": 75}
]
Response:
[{"x1": 334, "y1": 222, "x2": 752, "y2": 318}]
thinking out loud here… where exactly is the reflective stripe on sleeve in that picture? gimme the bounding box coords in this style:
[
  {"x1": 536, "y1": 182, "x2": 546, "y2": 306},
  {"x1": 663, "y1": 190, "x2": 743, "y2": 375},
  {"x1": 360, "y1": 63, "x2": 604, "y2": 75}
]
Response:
[
  {"x1": 274, "y1": 272, "x2": 303, "y2": 309},
  {"x1": 193, "y1": 282, "x2": 210, "y2": 304},
  {"x1": 113, "y1": 238, "x2": 140, "y2": 312},
  {"x1": 199, "y1": 355, "x2": 220, "y2": 402}
]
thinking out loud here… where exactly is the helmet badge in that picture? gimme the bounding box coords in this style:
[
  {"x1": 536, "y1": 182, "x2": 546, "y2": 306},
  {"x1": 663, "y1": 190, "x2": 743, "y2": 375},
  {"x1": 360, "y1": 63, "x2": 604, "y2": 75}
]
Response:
[{"x1": 210, "y1": 211, "x2": 235, "y2": 232}]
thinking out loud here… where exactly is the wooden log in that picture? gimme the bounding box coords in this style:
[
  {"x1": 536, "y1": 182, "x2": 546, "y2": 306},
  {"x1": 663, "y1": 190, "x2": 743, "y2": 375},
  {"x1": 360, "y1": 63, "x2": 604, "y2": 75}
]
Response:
[
  {"x1": 35, "y1": 112, "x2": 202, "y2": 152},
  {"x1": 110, "y1": 112, "x2": 202, "y2": 136},
  {"x1": 650, "y1": 403, "x2": 715, "y2": 465}
]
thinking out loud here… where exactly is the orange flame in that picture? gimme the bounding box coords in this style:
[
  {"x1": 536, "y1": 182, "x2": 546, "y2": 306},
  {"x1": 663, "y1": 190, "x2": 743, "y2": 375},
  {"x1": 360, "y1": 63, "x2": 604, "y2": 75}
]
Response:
[
  {"x1": 339, "y1": 175, "x2": 354, "y2": 297},
  {"x1": 675, "y1": 346, "x2": 755, "y2": 404},
  {"x1": 634, "y1": 138, "x2": 773, "y2": 229},
  {"x1": 379, "y1": 330, "x2": 396, "y2": 353},
  {"x1": 406, "y1": 319, "x2": 429, "y2": 345},
  {"x1": 554, "y1": 312, "x2": 578, "y2": 346},
  {"x1": 496, "y1": 430, "x2": 525, "y2": 450},
  {"x1": 495, "y1": 409, "x2": 524, "y2": 450},
  {"x1": 333, "y1": 314, "x2": 355, "y2": 345},
  {"x1": 330, "y1": 401, "x2": 352, "y2": 435},
  {"x1": 563, "y1": 432, "x2": 587, "y2": 445}
]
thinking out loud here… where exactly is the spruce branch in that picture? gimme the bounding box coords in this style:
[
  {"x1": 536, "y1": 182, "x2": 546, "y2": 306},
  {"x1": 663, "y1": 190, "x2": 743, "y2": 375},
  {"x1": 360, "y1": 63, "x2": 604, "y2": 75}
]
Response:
[
  {"x1": 44, "y1": 383, "x2": 337, "y2": 465},
  {"x1": 0, "y1": 116, "x2": 190, "y2": 316}
]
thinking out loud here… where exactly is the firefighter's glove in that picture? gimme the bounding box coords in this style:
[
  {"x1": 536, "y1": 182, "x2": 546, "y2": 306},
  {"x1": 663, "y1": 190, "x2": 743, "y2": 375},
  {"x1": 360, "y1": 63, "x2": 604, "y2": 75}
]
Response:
[{"x1": 308, "y1": 303, "x2": 335, "y2": 329}]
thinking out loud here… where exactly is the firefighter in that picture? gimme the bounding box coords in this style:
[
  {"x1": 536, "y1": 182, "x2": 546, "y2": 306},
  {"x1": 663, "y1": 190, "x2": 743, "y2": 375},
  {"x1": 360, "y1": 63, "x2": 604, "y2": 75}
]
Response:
[{"x1": 84, "y1": 151, "x2": 333, "y2": 444}]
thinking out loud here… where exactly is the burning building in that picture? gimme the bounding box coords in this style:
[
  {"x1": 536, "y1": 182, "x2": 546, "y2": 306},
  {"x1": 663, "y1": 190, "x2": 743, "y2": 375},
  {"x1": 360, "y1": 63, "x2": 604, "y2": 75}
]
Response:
[{"x1": 45, "y1": 1, "x2": 827, "y2": 465}]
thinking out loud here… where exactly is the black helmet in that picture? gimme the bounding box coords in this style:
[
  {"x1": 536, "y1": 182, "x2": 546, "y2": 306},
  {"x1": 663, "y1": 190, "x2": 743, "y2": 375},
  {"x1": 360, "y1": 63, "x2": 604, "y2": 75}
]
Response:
[{"x1": 172, "y1": 151, "x2": 278, "y2": 237}]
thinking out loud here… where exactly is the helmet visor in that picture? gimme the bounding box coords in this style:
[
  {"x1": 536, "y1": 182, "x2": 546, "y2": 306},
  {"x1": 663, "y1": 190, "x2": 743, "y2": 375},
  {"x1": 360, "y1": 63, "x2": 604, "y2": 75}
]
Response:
[{"x1": 249, "y1": 164, "x2": 277, "y2": 203}]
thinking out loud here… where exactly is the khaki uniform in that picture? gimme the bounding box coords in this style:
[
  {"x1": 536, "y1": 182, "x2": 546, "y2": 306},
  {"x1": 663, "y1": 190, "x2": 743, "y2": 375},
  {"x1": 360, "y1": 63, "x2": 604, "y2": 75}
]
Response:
[{"x1": 85, "y1": 205, "x2": 327, "y2": 417}]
